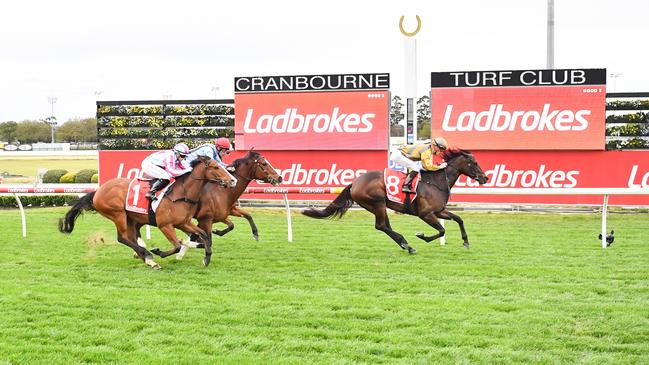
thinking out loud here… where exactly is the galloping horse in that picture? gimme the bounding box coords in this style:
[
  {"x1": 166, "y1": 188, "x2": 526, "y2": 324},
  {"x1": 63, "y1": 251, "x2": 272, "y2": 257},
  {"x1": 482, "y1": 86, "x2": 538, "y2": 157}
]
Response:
[
  {"x1": 135, "y1": 150, "x2": 282, "y2": 264},
  {"x1": 303, "y1": 149, "x2": 488, "y2": 254},
  {"x1": 173, "y1": 150, "x2": 282, "y2": 262},
  {"x1": 199, "y1": 150, "x2": 282, "y2": 241},
  {"x1": 58, "y1": 156, "x2": 236, "y2": 269}
]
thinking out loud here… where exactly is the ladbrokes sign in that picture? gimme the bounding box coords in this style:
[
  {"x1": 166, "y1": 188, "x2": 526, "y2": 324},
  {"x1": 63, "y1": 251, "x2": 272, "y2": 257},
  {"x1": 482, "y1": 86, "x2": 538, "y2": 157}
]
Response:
[
  {"x1": 431, "y1": 68, "x2": 606, "y2": 150},
  {"x1": 234, "y1": 73, "x2": 390, "y2": 150}
]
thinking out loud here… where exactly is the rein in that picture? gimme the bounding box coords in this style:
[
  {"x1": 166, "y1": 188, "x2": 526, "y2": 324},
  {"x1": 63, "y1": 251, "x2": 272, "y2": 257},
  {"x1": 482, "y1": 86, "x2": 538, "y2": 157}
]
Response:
[{"x1": 233, "y1": 158, "x2": 271, "y2": 183}]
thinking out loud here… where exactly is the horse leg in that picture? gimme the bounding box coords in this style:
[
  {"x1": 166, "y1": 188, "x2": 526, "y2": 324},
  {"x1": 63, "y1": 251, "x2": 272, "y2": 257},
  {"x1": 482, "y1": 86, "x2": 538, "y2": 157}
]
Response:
[
  {"x1": 194, "y1": 218, "x2": 214, "y2": 267},
  {"x1": 362, "y1": 202, "x2": 416, "y2": 254},
  {"x1": 150, "y1": 224, "x2": 184, "y2": 258},
  {"x1": 415, "y1": 212, "x2": 446, "y2": 243},
  {"x1": 436, "y1": 209, "x2": 470, "y2": 248},
  {"x1": 113, "y1": 215, "x2": 160, "y2": 269},
  {"x1": 230, "y1": 206, "x2": 259, "y2": 241},
  {"x1": 132, "y1": 222, "x2": 147, "y2": 259},
  {"x1": 211, "y1": 218, "x2": 235, "y2": 237}
]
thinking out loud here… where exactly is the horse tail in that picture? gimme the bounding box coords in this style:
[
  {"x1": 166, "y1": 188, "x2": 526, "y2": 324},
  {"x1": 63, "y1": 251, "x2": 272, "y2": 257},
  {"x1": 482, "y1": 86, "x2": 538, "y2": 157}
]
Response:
[
  {"x1": 302, "y1": 184, "x2": 354, "y2": 220},
  {"x1": 58, "y1": 192, "x2": 96, "y2": 234}
]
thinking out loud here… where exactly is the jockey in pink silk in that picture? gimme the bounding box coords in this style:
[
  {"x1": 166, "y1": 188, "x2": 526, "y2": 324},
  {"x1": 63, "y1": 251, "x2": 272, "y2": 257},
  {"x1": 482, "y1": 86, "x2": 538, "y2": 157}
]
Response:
[{"x1": 141, "y1": 143, "x2": 191, "y2": 200}]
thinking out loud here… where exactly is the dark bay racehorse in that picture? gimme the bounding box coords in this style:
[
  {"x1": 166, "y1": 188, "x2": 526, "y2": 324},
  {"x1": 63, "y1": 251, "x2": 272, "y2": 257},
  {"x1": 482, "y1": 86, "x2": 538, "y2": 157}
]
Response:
[
  {"x1": 58, "y1": 156, "x2": 236, "y2": 269},
  {"x1": 302, "y1": 149, "x2": 488, "y2": 254},
  {"x1": 137, "y1": 150, "x2": 282, "y2": 265},
  {"x1": 200, "y1": 150, "x2": 282, "y2": 241}
]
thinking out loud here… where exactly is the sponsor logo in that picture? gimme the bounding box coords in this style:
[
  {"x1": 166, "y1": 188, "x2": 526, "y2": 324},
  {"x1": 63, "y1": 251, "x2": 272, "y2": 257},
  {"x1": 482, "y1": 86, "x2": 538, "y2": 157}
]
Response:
[
  {"x1": 456, "y1": 164, "x2": 579, "y2": 188},
  {"x1": 263, "y1": 187, "x2": 289, "y2": 194},
  {"x1": 628, "y1": 165, "x2": 649, "y2": 188},
  {"x1": 243, "y1": 108, "x2": 374, "y2": 134},
  {"x1": 299, "y1": 187, "x2": 326, "y2": 194},
  {"x1": 442, "y1": 104, "x2": 590, "y2": 132},
  {"x1": 116, "y1": 163, "x2": 142, "y2": 180},
  {"x1": 277, "y1": 164, "x2": 365, "y2": 186}
]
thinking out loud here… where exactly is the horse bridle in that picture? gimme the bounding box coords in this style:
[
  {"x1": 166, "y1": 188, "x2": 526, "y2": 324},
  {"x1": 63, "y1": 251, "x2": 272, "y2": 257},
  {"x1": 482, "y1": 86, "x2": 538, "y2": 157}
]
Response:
[
  {"x1": 444, "y1": 155, "x2": 481, "y2": 182},
  {"x1": 234, "y1": 157, "x2": 276, "y2": 184}
]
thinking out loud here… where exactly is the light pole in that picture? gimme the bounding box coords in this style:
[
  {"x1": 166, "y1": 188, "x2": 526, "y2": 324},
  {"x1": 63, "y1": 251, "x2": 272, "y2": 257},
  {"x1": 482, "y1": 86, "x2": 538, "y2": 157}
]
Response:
[
  {"x1": 47, "y1": 97, "x2": 57, "y2": 143},
  {"x1": 609, "y1": 73, "x2": 622, "y2": 92},
  {"x1": 44, "y1": 116, "x2": 57, "y2": 144}
]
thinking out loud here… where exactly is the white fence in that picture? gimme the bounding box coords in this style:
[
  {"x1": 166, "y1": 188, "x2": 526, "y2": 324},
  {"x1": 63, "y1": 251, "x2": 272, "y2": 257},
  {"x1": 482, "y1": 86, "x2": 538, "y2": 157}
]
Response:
[{"x1": 1, "y1": 185, "x2": 648, "y2": 249}]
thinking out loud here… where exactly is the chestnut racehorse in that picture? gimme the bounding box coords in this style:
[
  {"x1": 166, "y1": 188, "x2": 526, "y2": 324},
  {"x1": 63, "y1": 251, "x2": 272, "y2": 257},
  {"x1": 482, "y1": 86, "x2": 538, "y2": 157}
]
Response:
[
  {"x1": 137, "y1": 150, "x2": 282, "y2": 263},
  {"x1": 302, "y1": 149, "x2": 488, "y2": 254},
  {"x1": 58, "y1": 156, "x2": 236, "y2": 269}
]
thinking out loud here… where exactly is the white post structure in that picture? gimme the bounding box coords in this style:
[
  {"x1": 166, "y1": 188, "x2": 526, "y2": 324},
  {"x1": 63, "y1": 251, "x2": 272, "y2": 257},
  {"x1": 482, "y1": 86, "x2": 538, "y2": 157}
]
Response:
[
  {"x1": 14, "y1": 193, "x2": 26, "y2": 237},
  {"x1": 547, "y1": 0, "x2": 554, "y2": 69},
  {"x1": 283, "y1": 193, "x2": 293, "y2": 242},
  {"x1": 400, "y1": 15, "x2": 421, "y2": 144},
  {"x1": 601, "y1": 194, "x2": 609, "y2": 249}
]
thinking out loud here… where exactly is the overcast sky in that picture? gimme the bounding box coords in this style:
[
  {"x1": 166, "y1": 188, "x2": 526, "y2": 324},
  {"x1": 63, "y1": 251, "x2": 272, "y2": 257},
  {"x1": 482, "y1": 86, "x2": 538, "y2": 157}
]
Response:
[{"x1": 0, "y1": 0, "x2": 646, "y2": 124}]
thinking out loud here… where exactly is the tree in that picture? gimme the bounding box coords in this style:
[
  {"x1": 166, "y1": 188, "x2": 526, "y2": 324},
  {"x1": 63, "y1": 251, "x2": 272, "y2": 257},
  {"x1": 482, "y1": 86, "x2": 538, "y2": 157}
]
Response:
[
  {"x1": 417, "y1": 95, "x2": 431, "y2": 140},
  {"x1": 0, "y1": 121, "x2": 18, "y2": 142},
  {"x1": 14, "y1": 120, "x2": 51, "y2": 143},
  {"x1": 56, "y1": 118, "x2": 97, "y2": 142},
  {"x1": 389, "y1": 95, "x2": 405, "y2": 137},
  {"x1": 389, "y1": 95, "x2": 404, "y2": 126}
]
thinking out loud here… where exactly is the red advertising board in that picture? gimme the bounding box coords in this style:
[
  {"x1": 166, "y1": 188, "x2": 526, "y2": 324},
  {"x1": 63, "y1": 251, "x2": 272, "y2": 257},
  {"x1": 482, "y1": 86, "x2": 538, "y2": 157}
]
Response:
[
  {"x1": 452, "y1": 150, "x2": 649, "y2": 205},
  {"x1": 431, "y1": 69, "x2": 606, "y2": 150},
  {"x1": 234, "y1": 74, "x2": 389, "y2": 150},
  {"x1": 98, "y1": 150, "x2": 387, "y2": 200}
]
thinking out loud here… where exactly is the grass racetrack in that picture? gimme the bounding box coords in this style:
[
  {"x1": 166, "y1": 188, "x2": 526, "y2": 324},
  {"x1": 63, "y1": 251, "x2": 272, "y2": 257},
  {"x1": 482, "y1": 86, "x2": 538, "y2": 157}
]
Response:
[{"x1": 0, "y1": 207, "x2": 647, "y2": 364}]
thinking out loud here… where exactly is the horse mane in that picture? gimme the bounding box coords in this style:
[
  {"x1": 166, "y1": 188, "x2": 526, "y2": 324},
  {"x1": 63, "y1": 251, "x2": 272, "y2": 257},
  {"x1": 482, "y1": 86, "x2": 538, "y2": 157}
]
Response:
[
  {"x1": 442, "y1": 148, "x2": 472, "y2": 161},
  {"x1": 190, "y1": 157, "x2": 206, "y2": 168},
  {"x1": 231, "y1": 150, "x2": 261, "y2": 169}
]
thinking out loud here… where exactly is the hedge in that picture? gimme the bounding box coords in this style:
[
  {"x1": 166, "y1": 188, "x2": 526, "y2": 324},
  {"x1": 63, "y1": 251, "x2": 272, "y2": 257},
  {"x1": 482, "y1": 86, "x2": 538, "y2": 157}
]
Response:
[
  {"x1": 60, "y1": 172, "x2": 77, "y2": 184},
  {"x1": 43, "y1": 169, "x2": 69, "y2": 184},
  {"x1": 91, "y1": 174, "x2": 99, "y2": 183},
  {"x1": 0, "y1": 195, "x2": 81, "y2": 208},
  {"x1": 75, "y1": 169, "x2": 98, "y2": 183}
]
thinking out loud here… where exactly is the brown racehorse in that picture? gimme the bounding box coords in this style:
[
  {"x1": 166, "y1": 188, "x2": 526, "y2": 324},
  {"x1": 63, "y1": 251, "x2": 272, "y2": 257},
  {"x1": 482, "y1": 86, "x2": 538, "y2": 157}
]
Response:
[
  {"x1": 141, "y1": 150, "x2": 282, "y2": 263},
  {"x1": 58, "y1": 156, "x2": 236, "y2": 269},
  {"x1": 198, "y1": 150, "x2": 282, "y2": 241},
  {"x1": 302, "y1": 149, "x2": 488, "y2": 254}
]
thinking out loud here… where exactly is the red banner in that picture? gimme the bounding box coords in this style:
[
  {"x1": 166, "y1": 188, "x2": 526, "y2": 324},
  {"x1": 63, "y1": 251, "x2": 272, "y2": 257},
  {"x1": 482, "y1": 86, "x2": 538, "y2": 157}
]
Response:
[
  {"x1": 98, "y1": 150, "x2": 387, "y2": 200},
  {"x1": 453, "y1": 151, "x2": 649, "y2": 205},
  {"x1": 234, "y1": 91, "x2": 389, "y2": 150},
  {"x1": 431, "y1": 69, "x2": 606, "y2": 150},
  {"x1": 98, "y1": 149, "x2": 648, "y2": 204}
]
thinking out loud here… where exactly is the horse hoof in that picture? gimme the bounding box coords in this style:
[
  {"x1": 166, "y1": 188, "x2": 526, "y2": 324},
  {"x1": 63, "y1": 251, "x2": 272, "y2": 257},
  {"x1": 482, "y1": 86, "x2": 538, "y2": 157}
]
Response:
[
  {"x1": 151, "y1": 248, "x2": 161, "y2": 256},
  {"x1": 151, "y1": 264, "x2": 162, "y2": 270},
  {"x1": 253, "y1": 234, "x2": 259, "y2": 242},
  {"x1": 463, "y1": 242, "x2": 470, "y2": 248},
  {"x1": 203, "y1": 257, "x2": 211, "y2": 267},
  {"x1": 407, "y1": 247, "x2": 417, "y2": 254}
]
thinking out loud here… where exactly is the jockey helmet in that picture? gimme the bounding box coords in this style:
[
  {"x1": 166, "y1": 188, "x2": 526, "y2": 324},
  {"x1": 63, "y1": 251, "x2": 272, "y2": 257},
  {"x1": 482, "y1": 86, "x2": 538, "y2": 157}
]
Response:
[
  {"x1": 215, "y1": 137, "x2": 232, "y2": 151},
  {"x1": 173, "y1": 143, "x2": 190, "y2": 156},
  {"x1": 432, "y1": 137, "x2": 448, "y2": 150}
]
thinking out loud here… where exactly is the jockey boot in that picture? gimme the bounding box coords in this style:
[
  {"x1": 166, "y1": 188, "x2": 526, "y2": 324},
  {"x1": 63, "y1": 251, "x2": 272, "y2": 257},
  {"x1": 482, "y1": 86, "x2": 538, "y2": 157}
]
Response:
[
  {"x1": 402, "y1": 171, "x2": 418, "y2": 193},
  {"x1": 146, "y1": 179, "x2": 170, "y2": 200}
]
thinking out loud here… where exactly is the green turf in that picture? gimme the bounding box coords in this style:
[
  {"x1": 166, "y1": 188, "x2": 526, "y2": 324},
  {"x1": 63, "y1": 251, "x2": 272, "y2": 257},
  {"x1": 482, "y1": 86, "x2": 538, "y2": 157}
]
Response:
[
  {"x1": 0, "y1": 157, "x2": 98, "y2": 177},
  {"x1": 0, "y1": 207, "x2": 647, "y2": 364}
]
